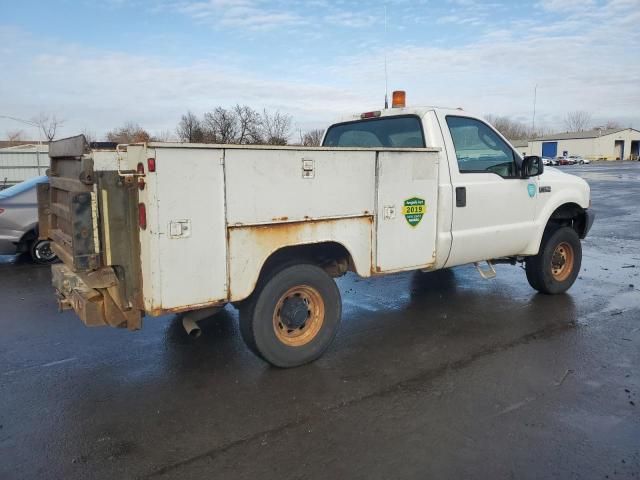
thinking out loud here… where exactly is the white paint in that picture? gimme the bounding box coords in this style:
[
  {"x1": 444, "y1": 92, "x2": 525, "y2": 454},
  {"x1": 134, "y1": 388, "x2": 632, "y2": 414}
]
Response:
[
  {"x1": 153, "y1": 147, "x2": 227, "y2": 310},
  {"x1": 224, "y1": 148, "x2": 376, "y2": 226},
  {"x1": 375, "y1": 150, "x2": 439, "y2": 272}
]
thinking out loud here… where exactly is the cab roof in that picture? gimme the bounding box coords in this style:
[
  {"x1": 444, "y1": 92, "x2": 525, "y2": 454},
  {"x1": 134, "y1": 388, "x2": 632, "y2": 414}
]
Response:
[{"x1": 335, "y1": 106, "x2": 467, "y2": 125}]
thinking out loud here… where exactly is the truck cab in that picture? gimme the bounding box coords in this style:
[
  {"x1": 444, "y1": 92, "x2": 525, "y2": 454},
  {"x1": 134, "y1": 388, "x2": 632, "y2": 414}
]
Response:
[{"x1": 323, "y1": 101, "x2": 593, "y2": 271}]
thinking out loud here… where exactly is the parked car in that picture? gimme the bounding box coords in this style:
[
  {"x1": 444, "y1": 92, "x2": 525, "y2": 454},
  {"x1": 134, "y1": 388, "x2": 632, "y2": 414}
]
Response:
[
  {"x1": 568, "y1": 155, "x2": 589, "y2": 164},
  {"x1": 542, "y1": 156, "x2": 557, "y2": 166},
  {"x1": 558, "y1": 156, "x2": 576, "y2": 165},
  {"x1": 0, "y1": 176, "x2": 57, "y2": 263}
]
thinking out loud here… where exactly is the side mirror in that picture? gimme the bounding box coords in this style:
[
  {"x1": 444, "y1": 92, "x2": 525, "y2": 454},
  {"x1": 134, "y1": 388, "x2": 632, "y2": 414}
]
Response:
[{"x1": 521, "y1": 155, "x2": 544, "y2": 178}]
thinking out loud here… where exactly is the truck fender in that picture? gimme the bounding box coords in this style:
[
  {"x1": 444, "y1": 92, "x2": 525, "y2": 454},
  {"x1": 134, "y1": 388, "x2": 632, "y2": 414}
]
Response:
[{"x1": 523, "y1": 194, "x2": 588, "y2": 255}]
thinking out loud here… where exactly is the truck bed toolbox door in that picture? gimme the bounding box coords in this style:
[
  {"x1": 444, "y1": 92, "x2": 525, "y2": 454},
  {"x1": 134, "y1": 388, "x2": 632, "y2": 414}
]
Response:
[{"x1": 375, "y1": 150, "x2": 439, "y2": 272}]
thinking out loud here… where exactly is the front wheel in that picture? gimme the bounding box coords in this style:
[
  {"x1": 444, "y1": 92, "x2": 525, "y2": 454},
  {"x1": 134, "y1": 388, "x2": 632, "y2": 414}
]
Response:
[
  {"x1": 239, "y1": 264, "x2": 342, "y2": 368},
  {"x1": 525, "y1": 226, "x2": 582, "y2": 294}
]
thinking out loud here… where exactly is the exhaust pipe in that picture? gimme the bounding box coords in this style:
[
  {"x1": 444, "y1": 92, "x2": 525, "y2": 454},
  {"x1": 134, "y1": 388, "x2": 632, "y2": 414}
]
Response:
[
  {"x1": 181, "y1": 306, "x2": 223, "y2": 338},
  {"x1": 182, "y1": 316, "x2": 202, "y2": 338}
]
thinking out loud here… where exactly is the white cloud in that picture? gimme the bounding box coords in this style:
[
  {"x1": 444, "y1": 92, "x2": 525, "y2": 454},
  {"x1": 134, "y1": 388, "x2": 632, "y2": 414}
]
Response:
[
  {"x1": 172, "y1": 0, "x2": 306, "y2": 30},
  {"x1": 326, "y1": 1, "x2": 640, "y2": 129},
  {"x1": 325, "y1": 11, "x2": 378, "y2": 28},
  {"x1": 1, "y1": 0, "x2": 639, "y2": 139},
  {"x1": 538, "y1": 0, "x2": 596, "y2": 12},
  {"x1": 0, "y1": 27, "x2": 366, "y2": 138}
]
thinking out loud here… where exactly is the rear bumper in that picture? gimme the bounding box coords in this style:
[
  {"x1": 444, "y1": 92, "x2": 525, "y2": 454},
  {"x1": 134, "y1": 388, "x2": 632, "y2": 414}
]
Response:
[
  {"x1": 52, "y1": 264, "x2": 142, "y2": 329},
  {"x1": 52, "y1": 264, "x2": 108, "y2": 326},
  {"x1": 581, "y1": 209, "x2": 595, "y2": 239}
]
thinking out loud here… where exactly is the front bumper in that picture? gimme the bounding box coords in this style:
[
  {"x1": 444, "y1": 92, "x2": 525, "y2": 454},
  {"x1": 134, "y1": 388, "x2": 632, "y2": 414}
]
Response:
[{"x1": 581, "y1": 209, "x2": 595, "y2": 239}]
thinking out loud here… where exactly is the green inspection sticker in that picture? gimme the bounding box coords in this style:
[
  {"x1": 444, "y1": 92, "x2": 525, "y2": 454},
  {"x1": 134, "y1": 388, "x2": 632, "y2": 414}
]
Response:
[{"x1": 402, "y1": 197, "x2": 426, "y2": 227}]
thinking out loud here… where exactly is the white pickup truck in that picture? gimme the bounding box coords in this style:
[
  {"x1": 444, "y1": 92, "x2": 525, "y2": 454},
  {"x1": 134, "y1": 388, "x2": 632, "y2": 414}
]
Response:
[{"x1": 38, "y1": 93, "x2": 594, "y2": 367}]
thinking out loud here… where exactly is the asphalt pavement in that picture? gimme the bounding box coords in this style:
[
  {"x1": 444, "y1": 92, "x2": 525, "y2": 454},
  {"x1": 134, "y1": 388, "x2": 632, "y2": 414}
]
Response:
[{"x1": 1, "y1": 161, "x2": 638, "y2": 479}]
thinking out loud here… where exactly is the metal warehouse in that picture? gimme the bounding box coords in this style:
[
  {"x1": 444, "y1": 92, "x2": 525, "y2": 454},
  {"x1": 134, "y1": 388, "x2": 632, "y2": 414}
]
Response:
[
  {"x1": 0, "y1": 143, "x2": 49, "y2": 188},
  {"x1": 527, "y1": 128, "x2": 640, "y2": 161}
]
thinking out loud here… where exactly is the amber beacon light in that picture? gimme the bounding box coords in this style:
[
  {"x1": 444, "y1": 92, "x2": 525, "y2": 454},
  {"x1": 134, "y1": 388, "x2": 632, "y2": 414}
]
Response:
[{"x1": 392, "y1": 90, "x2": 406, "y2": 108}]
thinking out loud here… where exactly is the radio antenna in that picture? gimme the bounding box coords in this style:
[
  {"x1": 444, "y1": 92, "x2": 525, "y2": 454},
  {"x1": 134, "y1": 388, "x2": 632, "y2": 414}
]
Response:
[{"x1": 384, "y1": 4, "x2": 389, "y2": 109}]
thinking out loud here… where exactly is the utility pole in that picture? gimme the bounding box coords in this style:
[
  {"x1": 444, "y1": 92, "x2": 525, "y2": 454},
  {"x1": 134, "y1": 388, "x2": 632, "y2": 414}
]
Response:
[
  {"x1": 531, "y1": 84, "x2": 538, "y2": 135},
  {"x1": 383, "y1": 4, "x2": 389, "y2": 109}
]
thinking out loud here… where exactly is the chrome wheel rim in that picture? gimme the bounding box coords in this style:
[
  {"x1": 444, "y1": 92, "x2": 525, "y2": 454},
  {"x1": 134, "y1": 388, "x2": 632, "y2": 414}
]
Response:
[{"x1": 34, "y1": 240, "x2": 56, "y2": 261}]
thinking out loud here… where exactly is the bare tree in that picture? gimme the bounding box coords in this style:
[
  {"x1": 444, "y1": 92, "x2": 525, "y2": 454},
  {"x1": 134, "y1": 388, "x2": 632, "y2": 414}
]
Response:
[
  {"x1": 6, "y1": 130, "x2": 24, "y2": 145},
  {"x1": 234, "y1": 104, "x2": 262, "y2": 144},
  {"x1": 176, "y1": 105, "x2": 294, "y2": 145},
  {"x1": 301, "y1": 129, "x2": 324, "y2": 146},
  {"x1": 603, "y1": 120, "x2": 622, "y2": 130},
  {"x1": 153, "y1": 129, "x2": 174, "y2": 142},
  {"x1": 106, "y1": 122, "x2": 151, "y2": 143},
  {"x1": 203, "y1": 107, "x2": 238, "y2": 144},
  {"x1": 34, "y1": 113, "x2": 64, "y2": 141},
  {"x1": 81, "y1": 129, "x2": 96, "y2": 144},
  {"x1": 484, "y1": 115, "x2": 535, "y2": 140},
  {"x1": 176, "y1": 111, "x2": 205, "y2": 143},
  {"x1": 261, "y1": 109, "x2": 292, "y2": 145},
  {"x1": 564, "y1": 111, "x2": 591, "y2": 132}
]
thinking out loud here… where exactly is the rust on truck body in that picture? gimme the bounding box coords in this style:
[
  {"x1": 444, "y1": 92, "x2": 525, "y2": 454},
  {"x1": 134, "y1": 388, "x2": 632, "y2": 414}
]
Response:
[{"x1": 226, "y1": 215, "x2": 374, "y2": 302}]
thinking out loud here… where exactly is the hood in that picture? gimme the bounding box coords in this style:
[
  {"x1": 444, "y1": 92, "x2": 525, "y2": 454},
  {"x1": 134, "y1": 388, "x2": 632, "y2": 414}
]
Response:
[{"x1": 539, "y1": 166, "x2": 590, "y2": 208}]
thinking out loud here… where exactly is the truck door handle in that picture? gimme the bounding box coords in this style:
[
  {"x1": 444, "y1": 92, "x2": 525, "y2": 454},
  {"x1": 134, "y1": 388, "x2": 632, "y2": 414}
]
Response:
[{"x1": 456, "y1": 187, "x2": 466, "y2": 207}]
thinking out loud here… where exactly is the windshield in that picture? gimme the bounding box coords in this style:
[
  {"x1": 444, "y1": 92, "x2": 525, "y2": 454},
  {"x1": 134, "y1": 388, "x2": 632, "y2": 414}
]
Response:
[
  {"x1": 0, "y1": 176, "x2": 48, "y2": 198},
  {"x1": 323, "y1": 115, "x2": 425, "y2": 148}
]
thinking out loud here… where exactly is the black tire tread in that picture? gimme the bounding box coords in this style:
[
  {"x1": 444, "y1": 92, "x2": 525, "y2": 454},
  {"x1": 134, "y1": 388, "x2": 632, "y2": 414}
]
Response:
[
  {"x1": 239, "y1": 263, "x2": 341, "y2": 368},
  {"x1": 525, "y1": 226, "x2": 581, "y2": 294}
]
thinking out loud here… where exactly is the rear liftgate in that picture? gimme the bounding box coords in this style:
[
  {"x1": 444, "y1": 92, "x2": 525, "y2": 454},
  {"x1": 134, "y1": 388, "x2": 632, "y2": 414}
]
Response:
[{"x1": 38, "y1": 135, "x2": 143, "y2": 329}]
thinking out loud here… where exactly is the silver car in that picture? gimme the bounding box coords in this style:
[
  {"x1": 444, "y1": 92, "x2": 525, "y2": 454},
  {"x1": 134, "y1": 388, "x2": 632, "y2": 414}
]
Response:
[{"x1": 0, "y1": 176, "x2": 57, "y2": 263}]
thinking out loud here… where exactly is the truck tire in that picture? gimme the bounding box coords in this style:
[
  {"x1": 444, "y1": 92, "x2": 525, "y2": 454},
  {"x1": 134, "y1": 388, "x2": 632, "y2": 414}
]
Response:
[
  {"x1": 525, "y1": 226, "x2": 581, "y2": 294},
  {"x1": 239, "y1": 263, "x2": 342, "y2": 368},
  {"x1": 30, "y1": 239, "x2": 58, "y2": 265}
]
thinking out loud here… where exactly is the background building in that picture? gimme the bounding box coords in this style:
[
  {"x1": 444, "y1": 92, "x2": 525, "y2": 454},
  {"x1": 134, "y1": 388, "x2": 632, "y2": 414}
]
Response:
[
  {"x1": 0, "y1": 143, "x2": 49, "y2": 188},
  {"x1": 527, "y1": 128, "x2": 640, "y2": 161},
  {"x1": 511, "y1": 139, "x2": 529, "y2": 157}
]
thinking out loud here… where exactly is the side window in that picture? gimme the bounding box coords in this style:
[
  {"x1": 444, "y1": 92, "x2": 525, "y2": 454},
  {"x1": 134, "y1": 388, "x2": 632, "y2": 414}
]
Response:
[{"x1": 446, "y1": 116, "x2": 516, "y2": 177}]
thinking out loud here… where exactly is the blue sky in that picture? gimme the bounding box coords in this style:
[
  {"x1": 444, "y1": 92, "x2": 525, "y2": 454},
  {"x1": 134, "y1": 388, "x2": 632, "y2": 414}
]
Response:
[{"x1": 1, "y1": 0, "x2": 639, "y2": 139}]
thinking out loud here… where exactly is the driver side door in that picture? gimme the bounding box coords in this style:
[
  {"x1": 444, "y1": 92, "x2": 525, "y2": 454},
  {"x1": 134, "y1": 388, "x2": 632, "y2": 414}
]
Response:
[{"x1": 439, "y1": 114, "x2": 538, "y2": 267}]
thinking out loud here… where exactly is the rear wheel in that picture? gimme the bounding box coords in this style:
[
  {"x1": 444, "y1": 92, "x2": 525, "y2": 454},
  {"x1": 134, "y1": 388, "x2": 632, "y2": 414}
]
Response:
[
  {"x1": 239, "y1": 263, "x2": 341, "y2": 368},
  {"x1": 30, "y1": 239, "x2": 57, "y2": 264},
  {"x1": 526, "y1": 226, "x2": 581, "y2": 294}
]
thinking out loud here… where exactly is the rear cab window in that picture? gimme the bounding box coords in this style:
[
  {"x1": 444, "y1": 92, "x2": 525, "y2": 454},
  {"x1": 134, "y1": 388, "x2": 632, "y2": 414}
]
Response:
[{"x1": 323, "y1": 115, "x2": 425, "y2": 148}]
